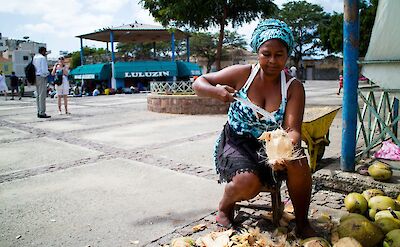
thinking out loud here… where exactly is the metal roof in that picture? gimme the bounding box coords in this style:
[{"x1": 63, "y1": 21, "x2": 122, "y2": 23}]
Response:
[{"x1": 76, "y1": 22, "x2": 188, "y2": 43}]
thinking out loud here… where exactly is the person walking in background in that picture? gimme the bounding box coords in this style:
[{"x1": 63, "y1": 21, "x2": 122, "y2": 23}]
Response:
[
  {"x1": 10, "y1": 71, "x2": 21, "y2": 100},
  {"x1": 337, "y1": 73, "x2": 343, "y2": 95},
  {"x1": 51, "y1": 57, "x2": 70, "y2": 114},
  {"x1": 33, "y1": 47, "x2": 50, "y2": 118},
  {"x1": 0, "y1": 71, "x2": 8, "y2": 100},
  {"x1": 19, "y1": 78, "x2": 25, "y2": 97}
]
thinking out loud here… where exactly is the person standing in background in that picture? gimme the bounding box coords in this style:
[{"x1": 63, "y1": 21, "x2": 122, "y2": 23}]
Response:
[
  {"x1": 0, "y1": 71, "x2": 8, "y2": 100},
  {"x1": 337, "y1": 73, "x2": 343, "y2": 95},
  {"x1": 33, "y1": 47, "x2": 50, "y2": 118},
  {"x1": 290, "y1": 66, "x2": 297, "y2": 78},
  {"x1": 10, "y1": 71, "x2": 21, "y2": 100},
  {"x1": 51, "y1": 57, "x2": 70, "y2": 114}
]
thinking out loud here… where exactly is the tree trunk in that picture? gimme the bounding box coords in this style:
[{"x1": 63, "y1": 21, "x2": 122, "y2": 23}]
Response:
[{"x1": 215, "y1": 4, "x2": 227, "y2": 71}]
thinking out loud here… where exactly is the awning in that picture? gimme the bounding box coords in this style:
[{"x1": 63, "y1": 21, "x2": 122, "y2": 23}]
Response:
[
  {"x1": 176, "y1": 61, "x2": 202, "y2": 77},
  {"x1": 70, "y1": 63, "x2": 111, "y2": 80},
  {"x1": 76, "y1": 23, "x2": 188, "y2": 43},
  {"x1": 114, "y1": 61, "x2": 178, "y2": 79},
  {"x1": 361, "y1": 0, "x2": 400, "y2": 90}
]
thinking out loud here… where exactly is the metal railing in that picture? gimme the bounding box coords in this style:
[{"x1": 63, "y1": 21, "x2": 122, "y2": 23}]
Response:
[
  {"x1": 150, "y1": 80, "x2": 195, "y2": 95},
  {"x1": 356, "y1": 85, "x2": 400, "y2": 158}
]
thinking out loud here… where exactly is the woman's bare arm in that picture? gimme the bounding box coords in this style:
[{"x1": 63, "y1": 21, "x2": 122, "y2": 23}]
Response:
[
  {"x1": 192, "y1": 65, "x2": 251, "y2": 102},
  {"x1": 283, "y1": 80, "x2": 305, "y2": 146}
]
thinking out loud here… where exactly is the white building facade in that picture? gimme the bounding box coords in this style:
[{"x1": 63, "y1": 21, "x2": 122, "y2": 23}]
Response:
[{"x1": 0, "y1": 36, "x2": 46, "y2": 77}]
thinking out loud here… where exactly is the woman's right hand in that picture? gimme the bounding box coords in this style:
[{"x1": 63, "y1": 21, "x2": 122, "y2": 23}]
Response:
[{"x1": 215, "y1": 84, "x2": 237, "y2": 103}]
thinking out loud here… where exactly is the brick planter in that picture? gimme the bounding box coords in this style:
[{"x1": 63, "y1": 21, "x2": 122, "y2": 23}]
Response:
[{"x1": 147, "y1": 94, "x2": 230, "y2": 114}]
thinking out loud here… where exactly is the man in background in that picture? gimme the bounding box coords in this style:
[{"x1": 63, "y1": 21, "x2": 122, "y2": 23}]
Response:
[
  {"x1": 10, "y1": 71, "x2": 21, "y2": 100},
  {"x1": 33, "y1": 47, "x2": 50, "y2": 118}
]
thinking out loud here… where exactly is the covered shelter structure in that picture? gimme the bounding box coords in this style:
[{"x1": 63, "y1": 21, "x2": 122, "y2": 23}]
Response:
[{"x1": 75, "y1": 22, "x2": 193, "y2": 89}]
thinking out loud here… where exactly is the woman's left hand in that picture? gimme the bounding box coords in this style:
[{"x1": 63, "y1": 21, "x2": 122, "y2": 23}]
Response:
[{"x1": 271, "y1": 158, "x2": 287, "y2": 171}]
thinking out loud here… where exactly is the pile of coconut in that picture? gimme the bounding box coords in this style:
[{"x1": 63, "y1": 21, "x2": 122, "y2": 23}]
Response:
[{"x1": 337, "y1": 188, "x2": 400, "y2": 247}]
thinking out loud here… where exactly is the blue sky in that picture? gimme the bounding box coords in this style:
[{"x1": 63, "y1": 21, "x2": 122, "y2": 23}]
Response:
[{"x1": 0, "y1": 0, "x2": 343, "y2": 59}]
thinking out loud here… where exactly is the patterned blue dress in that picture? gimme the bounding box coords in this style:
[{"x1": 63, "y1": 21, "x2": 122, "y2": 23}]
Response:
[{"x1": 214, "y1": 64, "x2": 296, "y2": 184}]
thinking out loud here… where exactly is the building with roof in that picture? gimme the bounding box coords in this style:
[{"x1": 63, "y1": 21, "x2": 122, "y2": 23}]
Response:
[
  {"x1": 0, "y1": 57, "x2": 13, "y2": 75},
  {"x1": 72, "y1": 22, "x2": 201, "y2": 91},
  {"x1": 1, "y1": 36, "x2": 46, "y2": 77}
]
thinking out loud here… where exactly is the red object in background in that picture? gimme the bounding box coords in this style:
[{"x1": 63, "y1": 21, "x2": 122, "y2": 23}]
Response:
[{"x1": 339, "y1": 75, "x2": 343, "y2": 88}]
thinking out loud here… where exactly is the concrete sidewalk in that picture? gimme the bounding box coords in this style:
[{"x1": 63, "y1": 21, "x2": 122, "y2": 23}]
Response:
[{"x1": 0, "y1": 81, "x2": 398, "y2": 246}]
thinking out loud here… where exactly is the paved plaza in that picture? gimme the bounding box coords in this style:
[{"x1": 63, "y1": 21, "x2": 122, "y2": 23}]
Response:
[{"x1": 0, "y1": 81, "x2": 397, "y2": 246}]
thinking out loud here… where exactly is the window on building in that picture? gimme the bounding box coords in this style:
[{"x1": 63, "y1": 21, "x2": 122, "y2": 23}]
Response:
[
  {"x1": 0, "y1": 42, "x2": 3, "y2": 46},
  {"x1": 4, "y1": 65, "x2": 8, "y2": 71},
  {"x1": 23, "y1": 56, "x2": 29, "y2": 61}
]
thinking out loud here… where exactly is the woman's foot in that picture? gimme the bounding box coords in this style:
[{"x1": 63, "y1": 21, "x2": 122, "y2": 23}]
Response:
[
  {"x1": 216, "y1": 211, "x2": 233, "y2": 229},
  {"x1": 296, "y1": 221, "x2": 317, "y2": 239},
  {"x1": 58, "y1": 110, "x2": 62, "y2": 115}
]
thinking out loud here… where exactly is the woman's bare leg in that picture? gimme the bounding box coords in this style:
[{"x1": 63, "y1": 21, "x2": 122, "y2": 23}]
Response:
[
  {"x1": 217, "y1": 172, "x2": 262, "y2": 227},
  {"x1": 286, "y1": 158, "x2": 316, "y2": 238},
  {"x1": 63, "y1": 95, "x2": 68, "y2": 113},
  {"x1": 57, "y1": 95, "x2": 62, "y2": 112}
]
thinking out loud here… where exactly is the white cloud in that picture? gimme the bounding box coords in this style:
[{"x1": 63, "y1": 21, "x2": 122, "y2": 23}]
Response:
[
  {"x1": 129, "y1": 1, "x2": 158, "y2": 25},
  {"x1": 0, "y1": 0, "x2": 344, "y2": 58},
  {"x1": 86, "y1": 0, "x2": 130, "y2": 14}
]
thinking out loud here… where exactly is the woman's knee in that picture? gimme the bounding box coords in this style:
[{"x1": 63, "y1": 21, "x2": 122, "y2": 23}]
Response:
[{"x1": 228, "y1": 172, "x2": 262, "y2": 200}]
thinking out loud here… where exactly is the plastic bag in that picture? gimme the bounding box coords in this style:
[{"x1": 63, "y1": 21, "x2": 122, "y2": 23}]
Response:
[{"x1": 374, "y1": 140, "x2": 400, "y2": 161}]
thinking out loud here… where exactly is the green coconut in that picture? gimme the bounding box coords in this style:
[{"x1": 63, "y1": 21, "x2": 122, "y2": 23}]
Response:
[
  {"x1": 362, "y1": 189, "x2": 385, "y2": 201},
  {"x1": 337, "y1": 217, "x2": 384, "y2": 247},
  {"x1": 395, "y1": 200, "x2": 400, "y2": 211},
  {"x1": 369, "y1": 196, "x2": 396, "y2": 211},
  {"x1": 300, "y1": 237, "x2": 331, "y2": 247},
  {"x1": 340, "y1": 213, "x2": 369, "y2": 223},
  {"x1": 375, "y1": 217, "x2": 400, "y2": 234},
  {"x1": 369, "y1": 208, "x2": 378, "y2": 220},
  {"x1": 375, "y1": 210, "x2": 400, "y2": 221},
  {"x1": 344, "y1": 193, "x2": 368, "y2": 214},
  {"x1": 383, "y1": 229, "x2": 400, "y2": 247},
  {"x1": 332, "y1": 237, "x2": 363, "y2": 247},
  {"x1": 368, "y1": 161, "x2": 392, "y2": 181}
]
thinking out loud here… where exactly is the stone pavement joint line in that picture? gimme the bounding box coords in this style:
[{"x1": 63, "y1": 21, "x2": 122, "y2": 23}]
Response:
[{"x1": 0, "y1": 119, "x2": 218, "y2": 183}]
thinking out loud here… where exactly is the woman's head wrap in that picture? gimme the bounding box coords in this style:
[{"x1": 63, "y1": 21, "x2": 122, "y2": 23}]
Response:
[{"x1": 250, "y1": 19, "x2": 294, "y2": 54}]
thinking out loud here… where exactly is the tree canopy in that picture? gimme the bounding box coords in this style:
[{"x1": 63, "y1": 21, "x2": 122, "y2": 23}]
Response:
[
  {"x1": 68, "y1": 47, "x2": 108, "y2": 69},
  {"x1": 278, "y1": 0, "x2": 326, "y2": 67},
  {"x1": 190, "y1": 30, "x2": 246, "y2": 72},
  {"x1": 318, "y1": 0, "x2": 378, "y2": 57},
  {"x1": 140, "y1": 0, "x2": 277, "y2": 71}
]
